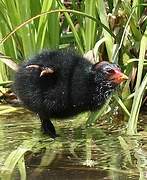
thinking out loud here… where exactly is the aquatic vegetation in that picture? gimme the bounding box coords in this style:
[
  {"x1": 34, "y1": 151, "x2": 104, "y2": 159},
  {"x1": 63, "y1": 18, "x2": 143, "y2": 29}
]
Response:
[{"x1": 0, "y1": 1, "x2": 147, "y2": 134}]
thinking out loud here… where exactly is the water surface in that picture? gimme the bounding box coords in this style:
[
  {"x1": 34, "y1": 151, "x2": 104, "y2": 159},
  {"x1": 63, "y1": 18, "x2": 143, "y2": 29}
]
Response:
[{"x1": 0, "y1": 109, "x2": 147, "y2": 180}]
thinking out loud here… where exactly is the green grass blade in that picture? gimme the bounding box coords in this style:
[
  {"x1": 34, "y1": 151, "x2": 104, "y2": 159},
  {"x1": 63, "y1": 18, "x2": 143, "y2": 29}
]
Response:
[
  {"x1": 135, "y1": 28, "x2": 147, "y2": 90},
  {"x1": 36, "y1": 0, "x2": 53, "y2": 50},
  {"x1": 97, "y1": 0, "x2": 114, "y2": 61},
  {"x1": 0, "y1": 9, "x2": 116, "y2": 47},
  {"x1": 127, "y1": 73, "x2": 147, "y2": 135},
  {"x1": 132, "y1": 0, "x2": 144, "y2": 20},
  {"x1": 17, "y1": 156, "x2": 26, "y2": 180},
  {"x1": 0, "y1": 54, "x2": 18, "y2": 71},
  {"x1": 127, "y1": 28, "x2": 147, "y2": 135},
  {"x1": 3, "y1": 0, "x2": 21, "y2": 26},
  {"x1": 122, "y1": 2, "x2": 142, "y2": 41},
  {"x1": 86, "y1": 97, "x2": 111, "y2": 126},
  {"x1": 85, "y1": 0, "x2": 96, "y2": 51},
  {"x1": 47, "y1": 1, "x2": 60, "y2": 49},
  {"x1": 114, "y1": 95, "x2": 130, "y2": 117},
  {"x1": 15, "y1": 0, "x2": 34, "y2": 57},
  {"x1": 57, "y1": 0, "x2": 84, "y2": 53},
  {"x1": 1, "y1": 149, "x2": 29, "y2": 180},
  {"x1": 1, "y1": 140, "x2": 37, "y2": 180}
]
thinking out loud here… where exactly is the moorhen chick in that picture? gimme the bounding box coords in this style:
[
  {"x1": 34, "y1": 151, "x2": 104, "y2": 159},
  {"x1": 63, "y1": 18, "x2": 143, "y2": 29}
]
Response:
[{"x1": 14, "y1": 49, "x2": 128, "y2": 138}]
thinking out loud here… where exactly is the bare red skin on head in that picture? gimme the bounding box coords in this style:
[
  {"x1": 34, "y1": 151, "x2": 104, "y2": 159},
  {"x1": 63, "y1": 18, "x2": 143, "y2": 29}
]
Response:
[
  {"x1": 95, "y1": 61, "x2": 128, "y2": 84},
  {"x1": 108, "y1": 68, "x2": 128, "y2": 84}
]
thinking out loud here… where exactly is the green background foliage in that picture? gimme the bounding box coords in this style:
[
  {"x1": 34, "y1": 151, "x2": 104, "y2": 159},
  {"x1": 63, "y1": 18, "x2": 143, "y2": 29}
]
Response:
[{"x1": 0, "y1": 0, "x2": 147, "y2": 134}]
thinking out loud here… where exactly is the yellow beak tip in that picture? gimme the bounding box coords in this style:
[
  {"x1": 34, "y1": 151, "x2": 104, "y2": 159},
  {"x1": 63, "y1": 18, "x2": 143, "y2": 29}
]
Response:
[{"x1": 122, "y1": 74, "x2": 128, "y2": 80}]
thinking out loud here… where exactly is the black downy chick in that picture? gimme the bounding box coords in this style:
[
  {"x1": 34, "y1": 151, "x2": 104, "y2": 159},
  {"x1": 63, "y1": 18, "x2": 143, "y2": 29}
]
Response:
[{"x1": 14, "y1": 49, "x2": 128, "y2": 138}]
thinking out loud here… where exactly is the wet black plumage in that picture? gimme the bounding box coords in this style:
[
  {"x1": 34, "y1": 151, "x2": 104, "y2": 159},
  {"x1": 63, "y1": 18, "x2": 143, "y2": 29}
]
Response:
[{"x1": 14, "y1": 49, "x2": 127, "y2": 138}]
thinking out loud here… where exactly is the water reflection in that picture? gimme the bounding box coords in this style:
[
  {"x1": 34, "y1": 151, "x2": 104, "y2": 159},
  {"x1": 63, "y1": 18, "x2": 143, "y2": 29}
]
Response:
[{"x1": 0, "y1": 110, "x2": 147, "y2": 180}]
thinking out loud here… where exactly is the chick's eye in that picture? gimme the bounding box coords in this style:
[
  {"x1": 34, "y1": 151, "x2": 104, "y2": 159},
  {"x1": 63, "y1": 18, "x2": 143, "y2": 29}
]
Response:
[{"x1": 107, "y1": 68, "x2": 115, "y2": 74}]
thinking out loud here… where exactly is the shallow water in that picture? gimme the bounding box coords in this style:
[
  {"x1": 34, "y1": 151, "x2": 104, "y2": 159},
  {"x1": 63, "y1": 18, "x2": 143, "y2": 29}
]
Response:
[{"x1": 0, "y1": 109, "x2": 147, "y2": 180}]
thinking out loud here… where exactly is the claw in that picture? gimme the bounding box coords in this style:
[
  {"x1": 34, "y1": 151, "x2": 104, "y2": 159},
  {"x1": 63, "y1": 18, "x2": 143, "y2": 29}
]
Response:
[
  {"x1": 26, "y1": 64, "x2": 54, "y2": 77},
  {"x1": 26, "y1": 64, "x2": 40, "y2": 69},
  {"x1": 40, "y1": 68, "x2": 54, "y2": 77}
]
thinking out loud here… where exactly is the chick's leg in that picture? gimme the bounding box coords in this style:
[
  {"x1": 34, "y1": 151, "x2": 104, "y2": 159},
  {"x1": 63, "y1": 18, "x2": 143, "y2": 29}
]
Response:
[{"x1": 38, "y1": 113, "x2": 57, "y2": 138}]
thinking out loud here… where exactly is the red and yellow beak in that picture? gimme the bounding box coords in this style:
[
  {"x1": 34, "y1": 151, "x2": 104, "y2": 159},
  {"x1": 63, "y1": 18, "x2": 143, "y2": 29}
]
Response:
[{"x1": 110, "y1": 69, "x2": 128, "y2": 84}]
